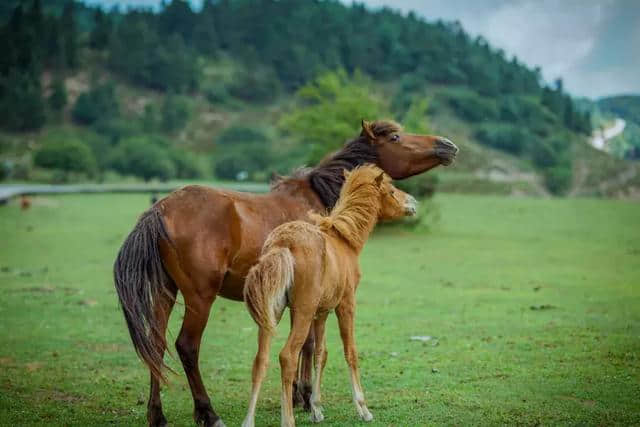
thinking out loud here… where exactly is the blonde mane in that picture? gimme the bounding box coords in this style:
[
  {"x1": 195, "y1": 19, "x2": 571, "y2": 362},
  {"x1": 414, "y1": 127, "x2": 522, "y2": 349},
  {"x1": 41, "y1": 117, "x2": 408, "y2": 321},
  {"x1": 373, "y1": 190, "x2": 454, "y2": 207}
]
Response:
[{"x1": 309, "y1": 165, "x2": 387, "y2": 251}]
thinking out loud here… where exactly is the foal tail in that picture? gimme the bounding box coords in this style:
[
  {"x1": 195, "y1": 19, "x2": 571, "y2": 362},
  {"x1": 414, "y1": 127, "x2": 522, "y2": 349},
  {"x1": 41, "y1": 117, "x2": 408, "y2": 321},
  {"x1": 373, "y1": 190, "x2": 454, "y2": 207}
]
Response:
[
  {"x1": 113, "y1": 208, "x2": 174, "y2": 382},
  {"x1": 244, "y1": 247, "x2": 295, "y2": 334}
]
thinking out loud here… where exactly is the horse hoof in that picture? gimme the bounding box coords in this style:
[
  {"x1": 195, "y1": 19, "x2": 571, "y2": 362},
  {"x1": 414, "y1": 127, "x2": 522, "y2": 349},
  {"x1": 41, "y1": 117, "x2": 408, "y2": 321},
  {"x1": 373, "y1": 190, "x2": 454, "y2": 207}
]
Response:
[
  {"x1": 194, "y1": 410, "x2": 223, "y2": 427},
  {"x1": 310, "y1": 408, "x2": 324, "y2": 423},
  {"x1": 147, "y1": 410, "x2": 168, "y2": 427}
]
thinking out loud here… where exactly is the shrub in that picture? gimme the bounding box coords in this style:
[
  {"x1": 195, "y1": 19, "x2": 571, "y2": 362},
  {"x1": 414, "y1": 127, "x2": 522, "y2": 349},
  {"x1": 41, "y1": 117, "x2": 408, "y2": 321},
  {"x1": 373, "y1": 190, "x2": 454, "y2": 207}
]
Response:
[
  {"x1": 213, "y1": 125, "x2": 272, "y2": 180},
  {"x1": 227, "y1": 67, "x2": 281, "y2": 103},
  {"x1": 109, "y1": 137, "x2": 175, "y2": 181},
  {"x1": 543, "y1": 165, "x2": 572, "y2": 195},
  {"x1": 72, "y1": 82, "x2": 119, "y2": 125},
  {"x1": 33, "y1": 139, "x2": 97, "y2": 176},
  {"x1": 169, "y1": 149, "x2": 205, "y2": 179},
  {"x1": 161, "y1": 93, "x2": 191, "y2": 133}
]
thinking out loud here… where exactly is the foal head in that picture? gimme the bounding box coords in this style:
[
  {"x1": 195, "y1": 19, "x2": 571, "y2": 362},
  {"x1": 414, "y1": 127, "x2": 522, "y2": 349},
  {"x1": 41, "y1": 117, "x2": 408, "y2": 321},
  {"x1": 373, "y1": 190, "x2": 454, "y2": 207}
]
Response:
[
  {"x1": 370, "y1": 169, "x2": 417, "y2": 221},
  {"x1": 339, "y1": 165, "x2": 417, "y2": 222}
]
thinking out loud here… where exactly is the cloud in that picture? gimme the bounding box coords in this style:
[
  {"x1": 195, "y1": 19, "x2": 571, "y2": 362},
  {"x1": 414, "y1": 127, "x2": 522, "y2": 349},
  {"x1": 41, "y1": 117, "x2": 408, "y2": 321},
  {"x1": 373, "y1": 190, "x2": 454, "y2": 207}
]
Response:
[{"x1": 355, "y1": 0, "x2": 640, "y2": 98}]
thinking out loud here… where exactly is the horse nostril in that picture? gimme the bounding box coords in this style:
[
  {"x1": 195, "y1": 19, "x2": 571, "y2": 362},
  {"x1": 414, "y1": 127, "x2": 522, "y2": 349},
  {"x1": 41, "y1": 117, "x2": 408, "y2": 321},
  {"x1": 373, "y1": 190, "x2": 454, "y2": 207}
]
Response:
[{"x1": 437, "y1": 137, "x2": 458, "y2": 153}]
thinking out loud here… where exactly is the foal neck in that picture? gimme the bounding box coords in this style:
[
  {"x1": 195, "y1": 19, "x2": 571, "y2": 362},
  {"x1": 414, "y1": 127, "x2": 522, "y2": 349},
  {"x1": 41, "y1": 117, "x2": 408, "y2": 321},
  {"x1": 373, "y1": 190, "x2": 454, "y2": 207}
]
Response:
[{"x1": 313, "y1": 182, "x2": 381, "y2": 253}]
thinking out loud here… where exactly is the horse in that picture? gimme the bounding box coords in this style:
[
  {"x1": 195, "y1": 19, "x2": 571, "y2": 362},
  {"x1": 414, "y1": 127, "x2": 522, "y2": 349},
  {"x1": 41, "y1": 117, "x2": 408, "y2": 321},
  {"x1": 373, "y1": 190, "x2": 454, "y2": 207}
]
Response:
[
  {"x1": 113, "y1": 120, "x2": 457, "y2": 427},
  {"x1": 242, "y1": 165, "x2": 416, "y2": 427}
]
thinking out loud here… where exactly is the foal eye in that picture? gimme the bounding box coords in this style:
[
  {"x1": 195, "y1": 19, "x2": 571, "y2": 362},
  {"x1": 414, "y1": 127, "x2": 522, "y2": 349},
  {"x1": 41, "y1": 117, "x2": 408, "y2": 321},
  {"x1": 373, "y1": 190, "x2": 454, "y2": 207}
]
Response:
[{"x1": 390, "y1": 134, "x2": 400, "y2": 142}]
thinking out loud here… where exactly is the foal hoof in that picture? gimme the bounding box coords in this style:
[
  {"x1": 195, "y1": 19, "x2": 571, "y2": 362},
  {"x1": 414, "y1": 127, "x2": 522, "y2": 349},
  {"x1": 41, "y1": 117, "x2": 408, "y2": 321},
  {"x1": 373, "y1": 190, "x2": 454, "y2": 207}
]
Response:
[
  {"x1": 360, "y1": 409, "x2": 373, "y2": 422},
  {"x1": 292, "y1": 382, "x2": 305, "y2": 408}
]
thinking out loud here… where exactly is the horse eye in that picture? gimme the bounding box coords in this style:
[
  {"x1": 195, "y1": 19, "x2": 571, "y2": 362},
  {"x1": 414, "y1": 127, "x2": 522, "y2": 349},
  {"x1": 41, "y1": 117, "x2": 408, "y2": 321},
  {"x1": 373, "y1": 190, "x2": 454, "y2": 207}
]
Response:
[{"x1": 390, "y1": 134, "x2": 400, "y2": 142}]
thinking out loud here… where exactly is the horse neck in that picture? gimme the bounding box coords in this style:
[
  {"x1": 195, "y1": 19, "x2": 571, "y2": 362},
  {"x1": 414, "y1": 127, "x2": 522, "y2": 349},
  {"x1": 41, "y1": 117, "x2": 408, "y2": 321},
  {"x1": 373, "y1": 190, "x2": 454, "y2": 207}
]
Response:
[
  {"x1": 308, "y1": 137, "x2": 378, "y2": 209},
  {"x1": 324, "y1": 184, "x2": 380, "y2": 253}
]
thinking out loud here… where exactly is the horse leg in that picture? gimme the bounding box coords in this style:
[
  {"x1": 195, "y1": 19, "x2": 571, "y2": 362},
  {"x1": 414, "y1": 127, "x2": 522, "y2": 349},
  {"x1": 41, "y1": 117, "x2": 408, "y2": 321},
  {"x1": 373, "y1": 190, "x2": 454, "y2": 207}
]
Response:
[
  {"x1": 309, "y1": 312, "x2": 329, "y2": 423},
  {"x1": 147, "y1": 285, "x2": 178, "y2": 427},
  {"x1": 293, "y1": 324, "x2": 315, "y2": 410},
  {"x1": 241, "y1": 327, "x2": 273, "y2": 427},
  {"x1": 336, "y1": 300, "x2": 373, "y2": 422},
  {"x1": 280, "y1": 311, "x2": 315, "y2": 427},
  {"x1": 176, "y1": 287, "x2": 224, "y2": 427}
]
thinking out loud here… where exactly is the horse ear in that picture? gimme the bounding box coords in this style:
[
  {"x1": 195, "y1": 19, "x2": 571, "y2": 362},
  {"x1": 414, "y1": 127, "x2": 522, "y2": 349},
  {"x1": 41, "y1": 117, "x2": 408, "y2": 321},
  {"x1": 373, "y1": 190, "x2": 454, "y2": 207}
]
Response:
[
  {"x1": 361, "y1": 119, "x2": 375, "y2": 141},
  {"x1": 374, "y1": 171, "x2": 385, "y2": 186}
]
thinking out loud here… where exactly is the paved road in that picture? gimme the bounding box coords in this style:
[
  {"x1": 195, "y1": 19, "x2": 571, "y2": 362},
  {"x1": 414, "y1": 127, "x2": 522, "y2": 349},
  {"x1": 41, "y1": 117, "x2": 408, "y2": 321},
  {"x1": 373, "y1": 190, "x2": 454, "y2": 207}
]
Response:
[
  {"x1": 591, "y1": 118, "x2": 626, "y2": 151},
  {"x1": 0, "y1": 182, "x2": 270, "y2": 204}
]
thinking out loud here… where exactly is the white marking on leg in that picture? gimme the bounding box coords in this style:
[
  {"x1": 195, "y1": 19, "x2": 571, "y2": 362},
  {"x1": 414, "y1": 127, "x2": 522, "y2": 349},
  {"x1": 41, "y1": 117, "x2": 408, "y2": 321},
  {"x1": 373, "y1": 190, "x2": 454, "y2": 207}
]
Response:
[
  {"x1": 350, "y1": 371, "x2": 373, "y2": 422},
  {"x1": 242, "y1": 388, "x2": 259, "y2": 427}
]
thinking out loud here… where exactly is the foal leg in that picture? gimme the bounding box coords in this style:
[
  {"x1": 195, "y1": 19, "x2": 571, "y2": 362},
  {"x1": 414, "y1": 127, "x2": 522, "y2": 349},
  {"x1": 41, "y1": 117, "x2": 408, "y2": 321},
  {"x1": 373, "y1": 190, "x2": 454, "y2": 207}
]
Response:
[
  {"x1": 147, "y1": 286, "x2": 178, "y2": 427},
  {"x1": 336, "y1": 301, "x2": 373, "y2": 422},
  {"x1": 241, "y1": 328, "x2": 273, "y2": 427},
  {"x1": 293, "y1": 327, "x2": 315, "y2": 410},
  {"x1": 280, "y1": 311, "x2": 315, "y2": 427},
  {"x1": 309, "y1": 313, "x2": 329, "y2": 423},
  {"x1": 176, "y1": 287, "x2": 224, "y2": 427}
]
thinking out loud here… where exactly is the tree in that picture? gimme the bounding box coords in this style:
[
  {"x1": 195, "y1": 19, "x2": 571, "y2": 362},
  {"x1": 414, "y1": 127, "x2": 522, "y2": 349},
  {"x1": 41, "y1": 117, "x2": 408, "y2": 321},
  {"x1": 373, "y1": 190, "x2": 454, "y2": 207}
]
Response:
[
  {"x1": 60, "y1": 1, "x2": 77, "y2": 68},
  {"x1": 90, "y1": 8, "x2": 112, "y2": 50},
  {"x1": 280, "y1": 70, "x2": 390, "y2": 163},
  {"x1": 48, "y1": 75, "x2": 67, "y2": 111},
  {"x1": 0, "y1": 68, "x2": 46, "y2": 131}
]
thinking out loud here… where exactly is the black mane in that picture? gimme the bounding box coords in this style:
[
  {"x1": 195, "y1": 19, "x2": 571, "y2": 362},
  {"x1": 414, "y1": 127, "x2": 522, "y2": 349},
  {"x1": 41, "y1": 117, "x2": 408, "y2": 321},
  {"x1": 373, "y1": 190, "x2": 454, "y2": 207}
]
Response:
[
  {"x1": 270, "y1": 120, "x2": 402, "y2": 209},
  {"x1": 308, "y1": 137, "x2": 378, "y2": 209}
]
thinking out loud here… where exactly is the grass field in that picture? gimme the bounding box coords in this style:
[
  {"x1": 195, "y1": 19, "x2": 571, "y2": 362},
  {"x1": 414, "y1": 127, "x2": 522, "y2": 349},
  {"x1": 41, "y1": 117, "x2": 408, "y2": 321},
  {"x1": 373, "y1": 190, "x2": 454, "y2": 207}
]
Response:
[{"x1": 1, "y1": 193, "x2": 639, "y2": 426}]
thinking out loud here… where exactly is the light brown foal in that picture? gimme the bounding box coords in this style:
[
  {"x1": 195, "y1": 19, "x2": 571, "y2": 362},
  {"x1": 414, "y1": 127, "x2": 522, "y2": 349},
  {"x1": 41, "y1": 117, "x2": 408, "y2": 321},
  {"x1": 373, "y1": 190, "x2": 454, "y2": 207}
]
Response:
[{"x1": 241, "y1": 165, "x2": 417, "y2": 426}]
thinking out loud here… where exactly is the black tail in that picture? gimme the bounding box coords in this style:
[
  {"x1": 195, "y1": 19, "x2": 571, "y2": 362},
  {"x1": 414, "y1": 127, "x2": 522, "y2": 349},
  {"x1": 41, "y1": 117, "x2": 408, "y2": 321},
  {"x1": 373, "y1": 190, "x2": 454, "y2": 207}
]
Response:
[{"x1": 114, "y1": 208, "x2": 174, "y2": 382}]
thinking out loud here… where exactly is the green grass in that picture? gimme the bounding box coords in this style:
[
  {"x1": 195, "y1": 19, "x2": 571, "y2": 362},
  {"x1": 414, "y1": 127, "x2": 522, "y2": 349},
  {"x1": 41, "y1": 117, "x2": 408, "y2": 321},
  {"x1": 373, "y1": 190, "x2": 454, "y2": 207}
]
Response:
[{"x1": 1, "y1": 193, "x2": 639, "y2": 425}]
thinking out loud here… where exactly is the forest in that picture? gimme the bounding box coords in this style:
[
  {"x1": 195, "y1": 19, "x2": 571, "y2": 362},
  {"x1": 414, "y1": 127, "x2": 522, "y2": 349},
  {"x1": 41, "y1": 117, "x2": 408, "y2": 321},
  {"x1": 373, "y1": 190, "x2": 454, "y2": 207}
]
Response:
[{"x1": 0, "y1": 0, "x2": 594, "y2": 194}]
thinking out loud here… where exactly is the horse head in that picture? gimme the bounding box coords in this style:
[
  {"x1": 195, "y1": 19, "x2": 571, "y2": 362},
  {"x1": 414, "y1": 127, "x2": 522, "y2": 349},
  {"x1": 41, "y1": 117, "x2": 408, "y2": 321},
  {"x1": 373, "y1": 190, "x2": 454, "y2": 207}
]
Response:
[{"x1": 361, "y1": 120, "x2": 458, "y2": 179}]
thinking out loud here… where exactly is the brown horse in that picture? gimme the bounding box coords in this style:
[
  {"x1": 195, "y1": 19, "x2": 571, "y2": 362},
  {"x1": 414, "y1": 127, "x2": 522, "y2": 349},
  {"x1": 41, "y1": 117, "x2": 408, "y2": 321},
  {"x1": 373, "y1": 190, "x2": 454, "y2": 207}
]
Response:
[
  {"x1": 242, "y1": 165, "x2": 416, "y2": 427},
  {"x1": 113, "y1": 120, "x2": 457, "y2": 427}
]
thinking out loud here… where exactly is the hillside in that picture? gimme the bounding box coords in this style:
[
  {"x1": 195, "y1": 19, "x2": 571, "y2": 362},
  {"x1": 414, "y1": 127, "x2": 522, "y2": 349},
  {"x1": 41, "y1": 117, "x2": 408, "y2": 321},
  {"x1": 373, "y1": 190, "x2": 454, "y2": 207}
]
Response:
[{"x1": 1, "y1": 0, "x2": 638, "y2": 198}]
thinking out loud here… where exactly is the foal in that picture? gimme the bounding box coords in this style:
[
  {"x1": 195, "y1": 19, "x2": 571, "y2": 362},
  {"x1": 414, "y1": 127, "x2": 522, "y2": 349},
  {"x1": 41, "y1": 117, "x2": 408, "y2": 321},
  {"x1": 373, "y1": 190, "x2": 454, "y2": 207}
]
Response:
[{"x1": 242, "y1": 165, "x2": 417, "y2": 427}]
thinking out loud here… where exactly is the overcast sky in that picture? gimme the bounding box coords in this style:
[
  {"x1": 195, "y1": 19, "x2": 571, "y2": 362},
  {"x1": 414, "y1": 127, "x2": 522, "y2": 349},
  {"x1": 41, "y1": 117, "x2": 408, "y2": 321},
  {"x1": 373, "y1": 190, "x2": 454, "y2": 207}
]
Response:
[{"x1": 88, "y1": 0, "x2": 640, "y2": 99}]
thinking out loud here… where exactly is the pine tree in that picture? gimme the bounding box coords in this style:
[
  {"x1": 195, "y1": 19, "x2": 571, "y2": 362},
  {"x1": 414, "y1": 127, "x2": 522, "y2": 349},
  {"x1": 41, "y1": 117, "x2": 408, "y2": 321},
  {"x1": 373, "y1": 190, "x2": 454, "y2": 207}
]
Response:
[{"x1": 61, "y1": 1, "x2": 77, "y2": 69}]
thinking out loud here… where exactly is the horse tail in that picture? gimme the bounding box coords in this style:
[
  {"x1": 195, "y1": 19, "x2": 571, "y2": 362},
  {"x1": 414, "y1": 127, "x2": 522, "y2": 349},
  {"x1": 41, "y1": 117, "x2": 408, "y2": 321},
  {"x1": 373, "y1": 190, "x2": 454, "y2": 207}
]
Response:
[
  {"x1": 244, "y1": 247, "x2": 295, "y2": 334},
  {"x1": 113, "y1": 207, "x2": 174, "y2": 382}
]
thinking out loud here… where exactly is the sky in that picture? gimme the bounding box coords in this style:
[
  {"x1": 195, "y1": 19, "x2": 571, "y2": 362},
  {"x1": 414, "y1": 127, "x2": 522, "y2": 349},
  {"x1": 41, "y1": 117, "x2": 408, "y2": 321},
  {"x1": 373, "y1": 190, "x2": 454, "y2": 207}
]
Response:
[{"x1": 88, "y1": 0, "x2": 640, "y2": 99}]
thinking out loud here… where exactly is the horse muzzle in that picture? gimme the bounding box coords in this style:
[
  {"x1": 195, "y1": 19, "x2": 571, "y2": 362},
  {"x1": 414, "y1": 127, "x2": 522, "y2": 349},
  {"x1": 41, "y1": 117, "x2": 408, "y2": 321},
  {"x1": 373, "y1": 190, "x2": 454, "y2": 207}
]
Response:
[
  {"x1": 405, "y1": 195, "x2": 418, "y2": 216},
  {"x1": 434, "y1": 137, "x2": 458, "y2": 166}
]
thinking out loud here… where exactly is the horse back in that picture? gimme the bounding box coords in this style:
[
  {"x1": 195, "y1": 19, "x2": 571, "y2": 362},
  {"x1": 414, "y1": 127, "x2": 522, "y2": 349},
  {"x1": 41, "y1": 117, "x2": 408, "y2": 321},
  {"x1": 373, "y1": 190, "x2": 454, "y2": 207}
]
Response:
[{"x1": 157, "y1": 185, "x2": 318, "y2": 301}]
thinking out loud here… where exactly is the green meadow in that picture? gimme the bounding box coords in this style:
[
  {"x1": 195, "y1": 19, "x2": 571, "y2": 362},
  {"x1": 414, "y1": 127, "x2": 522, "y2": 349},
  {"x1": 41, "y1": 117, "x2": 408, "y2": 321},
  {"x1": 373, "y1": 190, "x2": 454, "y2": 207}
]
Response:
[{"x1": 1, "y1": 193, "x2": 639, "y2": 426}]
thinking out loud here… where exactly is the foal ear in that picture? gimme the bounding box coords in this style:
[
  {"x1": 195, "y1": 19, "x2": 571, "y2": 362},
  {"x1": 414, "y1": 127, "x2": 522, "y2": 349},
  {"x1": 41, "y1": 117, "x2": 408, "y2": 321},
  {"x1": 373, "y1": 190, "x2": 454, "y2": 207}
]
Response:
[
  {"x1": 361, "y1": 119, "x2": 376, "y2": 141},
  {"x1": 374, "y1": 171, "x2": 385, "y2": 187}
]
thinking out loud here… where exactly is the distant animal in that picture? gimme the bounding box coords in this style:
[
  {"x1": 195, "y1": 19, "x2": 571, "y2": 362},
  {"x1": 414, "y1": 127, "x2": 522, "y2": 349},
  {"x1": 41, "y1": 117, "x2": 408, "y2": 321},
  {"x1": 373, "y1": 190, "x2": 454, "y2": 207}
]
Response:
[
  {"x1": 20, "y1": 195, "x2": 31, "y2": 211},
  {"x1": 242, "y1": 165, "x2": 416, "y2": 427},
  {"x1": 113, "y1": 120, "x2": 457, "y2": 427}
]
